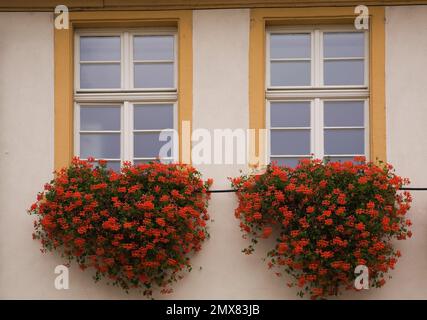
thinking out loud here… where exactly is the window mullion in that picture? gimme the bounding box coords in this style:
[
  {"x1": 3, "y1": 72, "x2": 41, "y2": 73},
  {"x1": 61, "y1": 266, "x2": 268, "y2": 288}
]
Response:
[
  {"x1": 122, "y1": 101, "x2": 131, "y2": 163},
  {"x1": 315, "y1": 29, "x2": 322, "y2": 87},
  {"x1": 310, "y1": 99, "x2": 315, "y2": 158},
  {"x1": 364, "y1": 98, "x2": 370, "y2": 160},
  {"x1": 173, "y1": 101, "x2": 179, "y2": 162},
  {"x1": 74, "y1": 103, "x2": 80, "y2": 157},
  {"x1": 314, "y1": 98, "x2": 324, "y2": 160},
  {"x1": 123, "y1": 32, "x2": 130, "y2": 89},
  {"x1": 312, "y1": 30, "x2": 317, "y2": 87}
]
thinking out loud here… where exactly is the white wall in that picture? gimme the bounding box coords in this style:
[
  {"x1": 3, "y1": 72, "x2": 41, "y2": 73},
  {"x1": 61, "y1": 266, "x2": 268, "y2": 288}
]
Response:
[
  {"x1": 339, "y1": 5, "x2": 427, "y2": 299},
  {"x1": 188, "y1": 9, "x2": 294, "y2": 299},
  {"x1": 0, "y1": 13, "x2": 55, "y2": 298},
  {"x1": 380, "y1": 5, "x2": 427, "y2": 299}
]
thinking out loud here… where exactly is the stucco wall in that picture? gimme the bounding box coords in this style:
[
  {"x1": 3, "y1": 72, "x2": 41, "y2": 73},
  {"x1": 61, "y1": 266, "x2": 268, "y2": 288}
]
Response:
[
  {"x1": 0, "y1": 6, "x2": 427, "y2": 299},
  {"x1": 189, "y1": 9, "x2": 295, "y2": 299},
  {"x1": 0, "y1": 13, "x2": 55, "y2": 298},
  {"x1": 380, "y1": 5, "x2": 427, "y2": 298}
]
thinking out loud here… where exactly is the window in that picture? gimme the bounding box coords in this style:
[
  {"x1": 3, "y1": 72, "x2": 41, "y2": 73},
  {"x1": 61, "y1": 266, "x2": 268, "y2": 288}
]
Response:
[
  {"x1": 74, "y1": 29, "x2": 178, "y2": 170},
  {"x1": 266, "y1": 26, "x2": 369, "y2": 166}
]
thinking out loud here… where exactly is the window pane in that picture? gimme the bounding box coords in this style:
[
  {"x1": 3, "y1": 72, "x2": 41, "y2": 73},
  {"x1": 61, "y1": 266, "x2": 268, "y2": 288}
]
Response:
[
  {"x1": 324, "y1": 60, "x2": 364, "y2": 86},
  {"x1": 270, "y1": 157, "x2": 303, "y2": 167},
  {"x1": 134, "y1": 62, "x2": 174, "y2": 88},
  {"x1": 134, "y1": 132, "x2": 172, "y2": 158},
  {"x1": 324, "y1": 129, "x2": 364, "y2": 155},
  {"x1": 134, "y1": 104, "x2": 173, "y2": 130},
  {"x1": 134, "y1": 35, "x2": 174, "y2": 61},
  {"x1": 270, "y1": 33, "x2": 311, "y2": 59},
  {"x1": 134, "y1": 158, "x2": 173, "y2": 165},
  {"x1": 270, "y1": 102, "x2": 310, "y2": 127},
  {"x1": 134, "y1": 159, "x2": 158, "y2": 165},
  {"x1": 80, "y1": 106, "x2": 121, "y2": 131},
  {"x1": 270, "y1": 130, "x2": 310, "y2": 155},
  {"x1": 80, "y1": 133, "x2": 121, "y2": 159},
  {"x1": 271, "y1": 61, "x2": 310, "y2": 86},
  {"x1": 324, "y1": 32, "x2": 364, "y2": 58},
  {"x1": 324, "y1": 101, "x2": 364, "y2": 127},
  {"x1": 104, "y1": 161, "x2": 121, "y2": 172},
  {"x1": 80, "y1": 63, "x2": 121, "y2": 89},
  {"x1": 80, "y1": 36, "x2": 121, "y2": 61}
]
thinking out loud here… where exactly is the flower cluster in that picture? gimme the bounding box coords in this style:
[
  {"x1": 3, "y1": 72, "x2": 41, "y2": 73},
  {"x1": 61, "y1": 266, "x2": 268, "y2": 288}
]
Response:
[
  {"x1": 29, "y1": 157, "x2": 212, "y2": 296},
  {"x1": 231, "y1": 157, "x2": 412, "y2": 299}
]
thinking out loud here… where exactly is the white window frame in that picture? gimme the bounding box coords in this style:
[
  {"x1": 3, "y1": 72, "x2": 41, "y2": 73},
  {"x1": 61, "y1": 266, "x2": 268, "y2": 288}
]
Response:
[
  {"x1": 74, "y1": 28, "x2": 177, "y2": 92},
  {"x1": 74, "y1": 28, "x2": 178, "y2": 166},
  {"x1": 266, "y1": 25, "x2": 369, "y2": 90},
  {"x1": 266, "y1": 99, "x2": 315, "y2": 163},
  {"x1": 131, "y1": 101, "x2": 178, "y2": 164},
  {"x1": 266, "y1": 25, "x2": 370, "y2": 163}
]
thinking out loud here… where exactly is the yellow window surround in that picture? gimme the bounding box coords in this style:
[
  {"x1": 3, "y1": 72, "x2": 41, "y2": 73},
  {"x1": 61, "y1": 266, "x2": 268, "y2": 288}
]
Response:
[
  {"x1": 249, "y1": 7, "x2": 386, "y2": 165},
  {"x1": 54, "y1": 10, "x2": 193, "y2": 170}
]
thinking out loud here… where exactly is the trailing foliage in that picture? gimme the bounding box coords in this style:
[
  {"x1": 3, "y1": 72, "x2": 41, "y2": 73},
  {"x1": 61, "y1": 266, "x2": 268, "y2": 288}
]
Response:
[
  {"x1": 29, "y1": 157, "x2": 212, "y2": 296},
  {"x1": 231, "y1": 157, "x2": 412, "y2": 299}
]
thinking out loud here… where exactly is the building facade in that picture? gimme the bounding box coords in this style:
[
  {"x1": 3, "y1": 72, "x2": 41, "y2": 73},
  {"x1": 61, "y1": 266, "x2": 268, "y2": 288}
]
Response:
[{"x1": 0, "y1": 0, "x2": 427, "y2": 299}]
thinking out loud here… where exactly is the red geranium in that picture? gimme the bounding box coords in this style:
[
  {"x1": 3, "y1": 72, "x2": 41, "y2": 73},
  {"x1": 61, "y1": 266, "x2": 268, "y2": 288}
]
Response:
[
  {"x1": 29, "y1": 157, "x2": 212, "y2": 297},
  {"x1": 231, "y1": 157, "x2": 412, "y2": 299}
]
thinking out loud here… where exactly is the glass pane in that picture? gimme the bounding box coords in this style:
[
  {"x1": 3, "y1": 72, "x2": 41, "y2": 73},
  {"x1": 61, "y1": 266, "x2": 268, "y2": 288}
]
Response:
[
  {"x1": 270, "y1": 102, "x2": 310, "y2": 127},
  {"x1": 324, "y1": 129, "x2": 364, "y2": 155},
  {"x1": 80, "y1": 63, "x2": 121, "y2": 89},
  {"x1": 80, "y1": 133, "x2": 121, "y2": 159},
  {"x1": 270, "y1": 33, "x2": 311, "y2": 59},
  {"x1": 134, "y1": 158, "x2": 173, "y2": 165},
  {"x1": 80, "y1": 106, "x2": 121, "y2": 131},
  {"x1": 134, "y1": 132, "x2": 172, "y2": 158},
  {"x1": 270, "y1": 157, "x2": 302, "y2": 167},
  {"x1": 324, "y1": 32, "x2": 364, "y2": 58},
  {"x1": 324, "y1": 60, "x2": 364, "y2": 86},
  {"x1": 270, "y1": 129, "x2": 310, "y2": 155},
  {"x1": 80, "y1": 36, "x2": 121, "y2": 61},
  {"x1": 134, "y1": 62, "x2": 174, "y2": 88},
  {"x1": 324, "y1": 101, "x2": 364, "y2": 127},
  {"x1": 133, "y1": 35, "x2": 174, "y2": 61},
  {"x1": 134, "y1": 104, "x2": 173, "y2": 130},
  {"x1": 105, "y1": 161, "x2": 121, "y2": 172},
  {"x1": 324, "y1": 156, "x2": 359, "y2": 164},
  {"x1": 134, "y1": 159, "x2": 157, "y2": 165},
  {"x1": 271, "y1": 61, "x2": 311, "y2": 86}
]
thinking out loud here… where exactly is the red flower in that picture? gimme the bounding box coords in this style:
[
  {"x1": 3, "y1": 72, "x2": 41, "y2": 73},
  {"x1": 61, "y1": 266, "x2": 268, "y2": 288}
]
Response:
[
  {"x1": 74, "y1": 238, "x2": 85, "y2": 247},
  {"x1": 141, "y1": 201, "x2": 154, "y2": 211},
  {"x1": 320, "y1": 251, "x2": 334, "y2": 259},
  {"x1": 263, "y1": 227, "x2": 273, "y2": 238},
  {"x1": 253, "y1": 212, "x2": 262, "y2": 220},
  {"x1": 277, "y1": 243, "x2": 288, "y2": 254},
  {"x1": 156, "y1": 218, "x2": 166, "y2": 227},
  {"x1": 102, "y1": 217, "x2": 120, "y2": 231},
  {"x1": 306, "y1": 206, "x2": 315, "y2": 214},
  {"x1": 77, "y1": 226, "x2": 88, "y2": 234},
  {"x1": 358, "y1": 176, "x2": 368, "y2": 185},
  {"x1": 167, "y1": 258, "x2": 177, "y2": 266},
  {"x1": 355, "y1": 222, "x2": 365, "y2": 231},
  {"x1": 367, "y1": 201, "x2": 375, "y2": 209},
  {"x1": 90, "y1": 183, "x2": 107, "y2": 190}
]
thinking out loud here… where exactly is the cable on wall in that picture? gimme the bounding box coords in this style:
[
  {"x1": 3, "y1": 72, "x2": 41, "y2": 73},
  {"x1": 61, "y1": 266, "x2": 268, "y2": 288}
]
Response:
[{"x1": 206, "y1": 187, "x2": 427, "y2": 193}]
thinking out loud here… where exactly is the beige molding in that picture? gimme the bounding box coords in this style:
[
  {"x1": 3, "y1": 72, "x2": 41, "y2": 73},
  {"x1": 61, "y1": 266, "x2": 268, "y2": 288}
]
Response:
[{"x1": 1, "y1": 0, "x2": 427, "y2": 11}]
